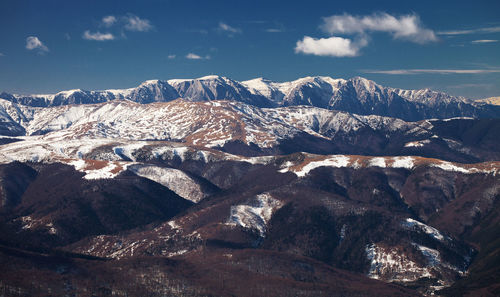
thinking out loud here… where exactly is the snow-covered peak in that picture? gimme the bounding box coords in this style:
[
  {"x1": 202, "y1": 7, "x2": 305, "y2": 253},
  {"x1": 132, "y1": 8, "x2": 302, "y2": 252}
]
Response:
[
  {"x1": 168, "y1": 75, "x2": 233, "y2": 87},
  {"x1": 392, "y1": 87, "x2": 469, "y2": 104},
  {"x1": 56, "y1": 89, "x2": 83, "y2": 96},
  {"x1": 244, "y1": 77, "x2": 272, "y2": 83},
  {"x1": 198, "y1": 75, "x2": 223, "y2": 80},
  {"x1": 139, "y1": 79, "x2": 161, "y2": 86},
  {"x1": 104, "y1": 87, "x2": 134, "y2": 98},
  {"x1": 242, "y1": 76, "x2": 347, "y2": 103},
  {"x1": 241, "y1": 77, "x2": 279, "y2": 98},
  {"x1": 168, "y1": 75, "x2": 229, "y2": 83},
  {"x1": 348, "y1": 76, "x2": 380, "y2": 91},
  {"x1": 278, "y1": 76, "x2": 345, "y2": 93}
]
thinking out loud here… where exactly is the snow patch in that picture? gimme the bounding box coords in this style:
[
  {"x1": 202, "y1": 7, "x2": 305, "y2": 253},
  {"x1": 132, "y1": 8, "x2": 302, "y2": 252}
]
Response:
[
  {"x1": 414, "y1": 244, "x2": 441, "y2": 266},
  {"x1": 369, "y1": 157, "x2": 386, "y2": 168},
  {"x1": 167, "y1": 249, "x2": 188, "y2": 257},
  {"x1": 296, "y1": 155, "x2": 350, "y2": 177},
  {"x1": 391, "y1": 156, "x2": 415, "y2": 169},
  {"x1": 113, "y1": 143, "x2": 146, "y2": 161},
  {"x1": 431, "y1": 161, "x2": 472, "y2": 174},
  {"x1": 366, "y1": 243, "x2": 432, "y2": 282},
  {"x1": 68, "y1": 159, "x2": 131, "y2": 180},
  {"x1": 167, "y1": 220, "x2": 181, "y2": 230},
  {"x1": 46, "y1": 222, "x2": 57, "y2": 235},
  {"x1": 404, "y1": 139, "x2": 430, "y2": 147},
  {"x1": 130, "y1": 164, "x2": 206, "y2": 203},
  {"x1": 279, "y1": 155, "x2": 350, "y2": 177},
  {"x1": 227, "y1": 193, "x2": 282, "y2": 236},
  {"x1": 402, "y1": 218, "x2": 446, "y2": 241},
  {"x1": 20, "y1": 216, "x2": 35, "y2": 230}
]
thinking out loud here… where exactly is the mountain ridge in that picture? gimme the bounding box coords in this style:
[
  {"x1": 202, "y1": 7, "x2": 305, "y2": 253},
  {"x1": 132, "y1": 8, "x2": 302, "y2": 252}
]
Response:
[
  {"x1": 1, "y1": 98, "x2": 499, "y2": 164},
  {"x1": 2, "y1": 75, "x2": 499, "y2": 121}
]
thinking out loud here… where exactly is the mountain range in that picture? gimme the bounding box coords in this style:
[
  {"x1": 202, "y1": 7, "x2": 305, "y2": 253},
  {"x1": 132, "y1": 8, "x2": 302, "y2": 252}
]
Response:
[
  {"x1": 0, "y1": 76, "x2": 499, "y2": 297},
  {"x1": 2, "y1": 75, "x2": 499, "y2": 121}
]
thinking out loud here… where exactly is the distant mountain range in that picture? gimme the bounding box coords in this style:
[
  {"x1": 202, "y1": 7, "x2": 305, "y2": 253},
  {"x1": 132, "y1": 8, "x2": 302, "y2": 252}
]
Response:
[
  {"x1": 1, "y1": 75, "x2": 499, "y2": 121},
  {"x1": 476, "y1": 96, "x2": 500, "y2": 105}
]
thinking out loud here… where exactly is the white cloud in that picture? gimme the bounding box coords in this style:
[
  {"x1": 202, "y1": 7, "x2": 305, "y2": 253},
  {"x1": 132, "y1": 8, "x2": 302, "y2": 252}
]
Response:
[
  {"x1": 295, "y1": 36, "x2": 367, "y2": 57},
  {"x1": 438, "y1": 26, "x2": 500, "y2": 36},
  {"x1": 167, "y1": 54, "x2": 176, "y2": 59},
  {"x1": 82, "y1": 30, "x2": 115, "y2": 41},
  {"x1": 25, "y1": 36, "x2": 49, "y2": 53},
  {"x1": 0, "y1": 53, "x2": 4, "y2": 56},
  {"x1": 186, "y1": 53, "x2": 202, "y2": 59},
  {"x1": 471, "y1": 39, "x2": 498, "y2": 44},
  {"x1": 363, "y1": 69, "x2": 500, "y2": 75},
  {"x1": 102, "y1": 15, "x2": 117, "y2": 27},
  {"x1": 82, "y1": 14, "x2": 152, "y2": 42},
  {"x1": 218, "y1": 22, "x2": 242, "y2": 35},
  {"x1": 295, "y1": 12, "x2": 437, "y2": 58},
  {"x1": 320, "y1": 13, "x2": 437, "y2": 44},
  {"x1": 123, "y1": 14, "x2": 153, "y2": 32},
  {"x1": 186, "y1": 53, "x2": 210, "y2": 60}
]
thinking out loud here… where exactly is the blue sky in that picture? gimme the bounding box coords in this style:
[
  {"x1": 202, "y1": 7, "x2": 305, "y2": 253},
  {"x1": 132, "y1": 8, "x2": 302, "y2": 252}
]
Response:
[{"x1": 0, "y1": 0, "x2": 499, "y2": 98}]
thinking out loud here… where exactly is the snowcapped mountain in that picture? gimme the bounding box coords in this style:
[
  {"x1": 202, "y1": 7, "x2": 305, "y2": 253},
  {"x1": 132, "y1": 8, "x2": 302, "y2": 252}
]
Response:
[
  {"x1": 2, "y1": 75, "x2": 499, "y2": 121},
  {"x1": 1, "y1": 76, "x2": 499, "y2": 297},
  {"x1": 168, "y1": 75, "x2": 274, "y2": 107},
  {"x1": 475, "y1": 96, "x2": 500, "y2": 105},
  {"x1": 242, "y1": 76, "x2": 346, "y2": 107}
]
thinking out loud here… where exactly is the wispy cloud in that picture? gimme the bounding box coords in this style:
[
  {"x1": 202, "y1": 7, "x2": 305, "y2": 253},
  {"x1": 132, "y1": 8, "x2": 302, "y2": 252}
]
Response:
[
  {"x1": 295, "y1": 36, "x2": 367, "y2": 57},
  {"x1": 26, "y1": 36, "x2": 49, "y2": 54},
  {"x1": 123, "y1": 14, "x2": 153, "y2": 32},
  {"x1": 321, "y1": 13, "x2": 437, "y2": 44},
  {"x1": 438, "y1": 26, "x2": 500, "y2": 36},
  {"x1": 363, "y1": 69, "x2": 500, "y2": 75},
  {"x1": 167, "y1": 54, "x2": 176, "y2": 59},
  {"x1": 102, "y1": 15, "x2": 117, "y2": 27},
  {"x1": 0, "y1": 53, "x2": 4, "y2": 56},
  {"x1": 186, "y1": 29, "x2": 209, "y2": 34},
  {"x1": 265, "y1": 22, "x2": 286, "y2": 33},
  {"x1": 265, "y1": 28, "x2": 284, "y2": 33},
  {"x1": 447, "y1": 83, "x2": 492, "y2": 89},
  {"x1": 218, "y1": 22, "x2": 242, "y2": 36},
  {"x1": 82, "y1": 30, "x2": 115, "y2": 41},
  {"x1": 471, "y1": 39, "x2": 498, "y2": 44},
  {"x1": 186, "y1": 53, "x2": 210, "y2": 60}
]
